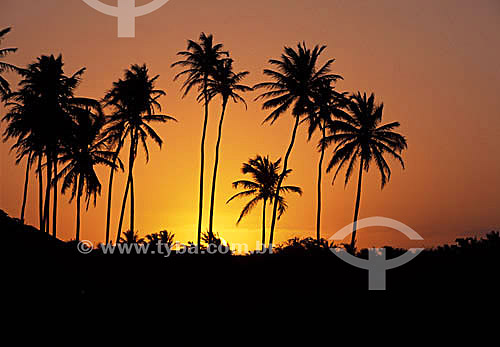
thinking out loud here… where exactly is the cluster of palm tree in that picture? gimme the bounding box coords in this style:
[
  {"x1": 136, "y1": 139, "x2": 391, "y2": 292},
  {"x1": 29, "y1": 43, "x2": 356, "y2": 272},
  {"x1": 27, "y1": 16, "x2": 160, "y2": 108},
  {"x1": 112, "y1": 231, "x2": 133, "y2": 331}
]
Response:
[
  {"x1": 1, "y1": 27, "x2": 408, "y2": 251},
  {"x1": 1, "y1": 29, "x2": 175, "y2": 243}
]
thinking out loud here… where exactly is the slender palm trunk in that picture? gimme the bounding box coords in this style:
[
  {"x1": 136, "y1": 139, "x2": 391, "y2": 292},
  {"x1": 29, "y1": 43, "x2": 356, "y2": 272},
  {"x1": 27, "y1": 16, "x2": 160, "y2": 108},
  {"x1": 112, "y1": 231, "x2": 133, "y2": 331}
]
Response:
[
  {"x1": 197, "y1": 80, "x2": 209, "y2": 249},
  {"x1": 350, "y1": 158, "x2": 365, "y2": 251},
  {"x1": 268, "y1": 116, "x2": 300, "y2": 250},
  {"x1": 116, "y1": 133, "x2": 136, "y2": 242},
  {"x1": 208, "y1": 98, "x2": 228, "y2": 238},
  {"x1": 105, "y1": 140, "x2": 123, "y2": 244},
  {"x1": 262, "y1": 198, "x2": 267, "y2": 252},
  {"x1": 52, "y1": 154, "x2": 58, "y2": 238},
  {"x1": 130, "y1": 173, "x2": 135, "y2": 234},
  {"x1": 38, "y1": 155, "x2": 44, "y2": 233},
  {"x1": 20, "y1": 152, "x2": 32, "y2": 223},
  {"x1": 316, "y1": 124, "x2": 326, "y2": 242},
  {"x1": 75, "y1": 174, "x2": 83, "y2": 242},
  {"x1": 43, "y1": 153, "x2": 52, "y2": 233},
  {"x1": 116, "y1": 177, "x2": 130, "y2": 243}
]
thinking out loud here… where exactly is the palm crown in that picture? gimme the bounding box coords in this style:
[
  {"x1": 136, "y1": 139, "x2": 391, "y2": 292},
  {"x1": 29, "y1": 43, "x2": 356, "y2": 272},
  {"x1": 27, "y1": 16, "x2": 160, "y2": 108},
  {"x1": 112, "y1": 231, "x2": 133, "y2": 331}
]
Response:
[
  {"x1": 0, "y1": 27, "x2": 22, "y2": 98},
  {"x1": 324, "y1": 92, "x2": 407, "y2": 188},
  {"x1": 227, "y1": 155, "x2": 302, "y2": 224},
  {"x1": 204, "y1": 59, "x2": 253, "y2": 106}
]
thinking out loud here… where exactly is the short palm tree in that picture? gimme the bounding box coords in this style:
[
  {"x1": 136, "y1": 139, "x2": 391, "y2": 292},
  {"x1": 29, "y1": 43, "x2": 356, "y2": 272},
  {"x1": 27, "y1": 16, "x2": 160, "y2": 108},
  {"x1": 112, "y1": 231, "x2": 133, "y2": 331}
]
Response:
[
  {"x1": 104, "y1": 64, "x2": 175, "y2": 243},
  {"x1": 0, "y1": 27, "x2": 22, "y2": 98},
  {"x1": 119, "y1": 230, "x2": 144, "y2": 244},
  {"x1": 205, "y1": 58, "x2": 252, "y2": 240},
  {"x1": 254, "y1": 42, "x2": 341, "y2": 249},
  {"x1": 171, "y1": 33, "x2": 228, "y2": 248},
  {"x1": 323, "y1": 92, "x2": 408, "y2": 250},
  {"x1": 57, "y1": 107, "x2": 117, "y2": 242},
  {"x1": 304, "y1": 81, "x2": 348, "y2": 241},
  {"x1": 227, "y1": 155, "x2": 302, "y2": 251}
]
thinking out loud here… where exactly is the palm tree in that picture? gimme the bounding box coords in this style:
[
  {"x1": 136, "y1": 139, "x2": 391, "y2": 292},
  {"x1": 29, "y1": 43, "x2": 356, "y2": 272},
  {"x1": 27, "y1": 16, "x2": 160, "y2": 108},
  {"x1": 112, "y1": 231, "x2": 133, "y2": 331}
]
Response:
[
  {"x1": 304, "y1": 81, "x2": 348, "y2": 241},
  {"x1": 2, "y1": 55, "x2": 87, "y2": 237},
  {"x1": 104, "y1": 64, "x2": 175, "y2": 243},
  {"x1": 204, "y1": 58, "x2": 252, "y2": 241},
  {"x1": 145, "y1": 230, "x2": 175, "y2": 248},
  {"x1": 57, "y1": 106, "x2": 117, "y2": 242},
  {"x1": 323, "y1": 92, "x2": 408, "y2": 250},
  {"x1": 0, "y1": 27, "x2": 22, "y2": 98},
  {"x1": 119, "y1": 230, "x2": 144, "y2": 244},
  {"x1": 227, "y1": 155, "x2": 302, "y2": 251},
  {"x1": 171, "y1": 33, "x2": 228, "y2": 248},
  {"x1": 254, "y1": 42, "x2": 341, "y2": 250}
]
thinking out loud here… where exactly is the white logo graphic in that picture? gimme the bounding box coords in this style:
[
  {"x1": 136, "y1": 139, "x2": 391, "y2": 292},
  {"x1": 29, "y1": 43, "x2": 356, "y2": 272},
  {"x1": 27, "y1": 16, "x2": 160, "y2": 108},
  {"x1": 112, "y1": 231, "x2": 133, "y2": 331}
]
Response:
[
  {"x1": 329, "y1": 217, "x2": 424, "y2": 290},
  {"x1": 82, "y1": 0, "x2": 170, "y2": 38}
]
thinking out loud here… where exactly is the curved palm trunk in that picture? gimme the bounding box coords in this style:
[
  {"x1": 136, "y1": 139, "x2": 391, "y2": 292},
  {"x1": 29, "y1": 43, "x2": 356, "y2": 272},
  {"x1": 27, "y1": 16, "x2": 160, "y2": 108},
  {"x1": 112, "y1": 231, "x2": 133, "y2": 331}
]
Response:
[
  {"x1": 20, "y1": 152, "x2": 32, "y2": 223},
  {"x1": 208, "y1": 98, "x2": 228, "y2": 238},
  {"x1": 43, "y1": 154, "x2": 52, "y2": 234},
  {"x1": 105, "y1": 140, "x2": 123, "y2": 244},
  {"x1": 52, "y1": 155, "x2": 58, "y2": 238},
  {"x1": 75, "y1": 174, "x2": 83, "y2": 242},
  {"x1": 116, "y1": 133, "x2": 136, "y2": 242},
  {"x1": 316, "y1": 124, "x2": 326, "y2": 242},
  {"x1": 261, "y1": 198, "x2": 267, "y2": 252},
  {"x1": 350, "y1": 158, "x2": 365, "y2": 251},
  {"x1": 268, "y1": 116, "x2": 300, "y2": 251},
  {"x1": 37, "y1": 155, "x2": 44, "y2": 233},
  {"x1": 130, "y1": 173, "x2": 135, "y2": 234},
  {"x1": 197, "y1": 81, "x2": 209, "y2": 249},
  {"x1": 116, "y1": 177, "x2": 130, "y2": 243}
]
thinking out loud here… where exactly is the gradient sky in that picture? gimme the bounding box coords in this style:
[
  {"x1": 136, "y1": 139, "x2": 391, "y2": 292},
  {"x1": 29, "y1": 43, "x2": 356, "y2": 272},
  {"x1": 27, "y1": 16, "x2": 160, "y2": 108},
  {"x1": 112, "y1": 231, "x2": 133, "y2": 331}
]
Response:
[{"x1": 1, "y1": 0, "x2": 499, "y2": 250}]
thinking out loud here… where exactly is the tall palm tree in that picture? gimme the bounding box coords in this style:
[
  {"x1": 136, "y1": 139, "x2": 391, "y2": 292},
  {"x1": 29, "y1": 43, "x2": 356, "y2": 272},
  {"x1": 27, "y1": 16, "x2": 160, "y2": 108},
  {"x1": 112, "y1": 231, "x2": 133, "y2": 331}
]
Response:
[
  {"x1": 171, "y1": 33, "x2": 228, "y2": 248},
  {"x1": 104, "y1": 64, "x2": 175, "y2": 243},
  {"x1": 304, "y1": 82, "x2": 348, "y2": 241},
  {"x1": 227, "y1": 155, "x2": 302, "y2": 251},
  {"x1": 57, "y1": 106, "x2": 117, "y2": 242},
  {"x1": 323, "y1": 92, "x2": 408, "y2": 250},
  {"x1": 204, "y1": 58, "x2": 252, "y2": 241},
  {"x1": 254, "y1": 42, "x2": 341, "y2": 250},
  {"x1": 0, "y1": 27, "x2": 22, "y2": 98}
]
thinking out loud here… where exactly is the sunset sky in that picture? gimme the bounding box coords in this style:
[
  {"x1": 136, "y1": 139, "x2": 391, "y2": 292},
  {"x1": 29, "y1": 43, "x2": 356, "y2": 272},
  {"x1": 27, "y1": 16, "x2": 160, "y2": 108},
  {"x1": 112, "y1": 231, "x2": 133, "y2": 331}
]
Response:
[{"x1": 1, "y1": 0, "x2": 499, "y2": 250}]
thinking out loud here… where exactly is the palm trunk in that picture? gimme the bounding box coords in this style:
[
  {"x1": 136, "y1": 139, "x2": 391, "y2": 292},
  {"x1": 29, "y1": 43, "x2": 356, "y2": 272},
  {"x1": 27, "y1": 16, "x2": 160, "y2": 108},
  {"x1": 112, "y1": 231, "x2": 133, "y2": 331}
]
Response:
[
  {"x1": 75, "y1": 174, "x2": 83, "y2": 242},
  {"x1": 43, "y1": 153, "x2": 52, "y2": 234},
  {"x1": 208, "y1": 98, "x2": 228, "y2": 238},
  {"x1": 350, "y1": 157, "x2": 365, "y2": 251},
  {"x1": 105, "y1": 140, "x2": 123, "y2": 244},
  {"x1": 130, "y1": 172, "x2": 135, "y2": 234},
  {"x1": 268, "y1": 116, "x2": 301, "y2": 251},
  {"x1": 197, "y1": 80, "x2": 209, "y2": 249},
  {"x1": 262, "y1": 198, "x2": 267, "y2": 252},
  {"x1": 20, "y1": 152, "x2": 32, "y2": 223},
  {"x1": 316, "y1": 124, "x2": 326, "y2": 242},
  {"x1": 52, "y1": 154, "x2": 58, "y2": 238},
  {"x1": 116, "y1": 133, "x2": 136, "y2": 242},
  {"x1": 38, "y1": 155, "x2": 44, "y2": 233},
  {"x1": 116, "y1": 176, "x2": 130, "y2": 243}
]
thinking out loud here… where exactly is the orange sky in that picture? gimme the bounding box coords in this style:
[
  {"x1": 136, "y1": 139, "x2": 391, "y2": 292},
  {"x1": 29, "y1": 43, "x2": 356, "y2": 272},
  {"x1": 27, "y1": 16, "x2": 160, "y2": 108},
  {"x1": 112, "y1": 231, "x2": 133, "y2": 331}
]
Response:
[{"x1": 1, "y1": 0, "x2": 499, "y2": 250}]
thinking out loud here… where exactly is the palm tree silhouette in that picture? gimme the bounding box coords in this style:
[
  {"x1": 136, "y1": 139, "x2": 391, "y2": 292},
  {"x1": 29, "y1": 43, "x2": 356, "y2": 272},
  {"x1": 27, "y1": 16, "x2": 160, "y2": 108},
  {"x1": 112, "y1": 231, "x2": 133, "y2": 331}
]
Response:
[
  {"x1": 3, "y1": 55, "x2": 88, "y2": 237},
  {"x1": 205, "y1": 58, "x2": 252, "y2": 242},
  {"x1": 104, "y1": 64, "x2": 175, "y2": 243},
  {"x1": 323, "y1": 92, "x2": 407, "y2": 250},
  {"x1": 57, "y1": 106, "x2": 117, "y2": 242},
  {"x1": 227, "y1": 155, "x2": 302, "y2": 251},
  {"x1": 172, "y1": 33, "x2": 228, "y2": 249},
  {"x1": 254, "y1": 42, "x2": 341, "y2": 249},
  {"x1": 0, "y1": 27, "x2": 22, "y2": 98},
  {"x1": 304, "y1": 81, "x2": 348, "y2": 241},
  {"x1": 119, "y1": 230, "x2": 144, "y2": 244}
]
